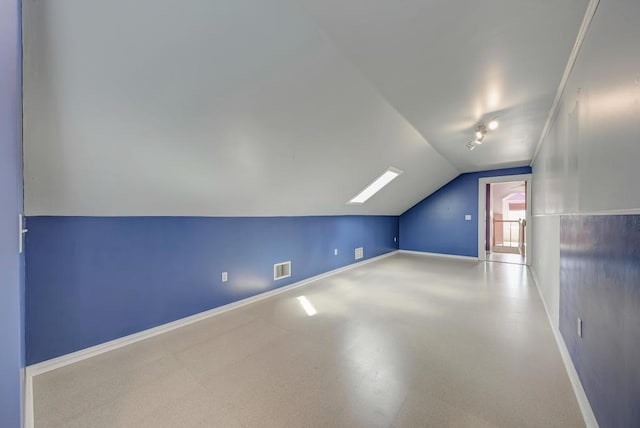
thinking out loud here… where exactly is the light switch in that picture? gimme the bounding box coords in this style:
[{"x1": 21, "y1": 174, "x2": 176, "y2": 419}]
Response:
[
  {"x1": 578, "y1": 318, "x2": 582, "y2": 338},
  {"x1": 465, "y1": 215, "x2": 472, "y2": 221}
]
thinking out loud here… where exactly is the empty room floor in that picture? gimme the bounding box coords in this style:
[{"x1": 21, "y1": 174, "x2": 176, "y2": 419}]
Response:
[
  {"x1": 486, "y1": 252, "x2": 527, "y2": 265},
  {"x1": 32, "y1": 253, "x2": 584, "y2": 428}
]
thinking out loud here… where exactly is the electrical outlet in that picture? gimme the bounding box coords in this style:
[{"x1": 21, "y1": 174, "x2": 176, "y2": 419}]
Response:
[
  {"x1": 577, "y1": 318, "x2": 582, "y2": 338},
  {"x1": 334, "y1": 249, "x2": 338, "y2": 255},
  {"x1": 221, "y1": 272, "x2": 228, "y2": 282},
  {"x1": 394, "y1": 236, "x2": 397, "y2": 242},
  {"x1": 465, "y1": 214, "x2": 472, "y2": 221}
]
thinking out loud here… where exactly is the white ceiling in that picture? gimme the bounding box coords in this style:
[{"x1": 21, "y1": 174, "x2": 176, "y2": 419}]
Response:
[
  {"x1": 293, "y1": 0, "x2": 587, "y2": 171},
  {"x1": 23, "y1": 0, "x2": 587, "y2": 216}
]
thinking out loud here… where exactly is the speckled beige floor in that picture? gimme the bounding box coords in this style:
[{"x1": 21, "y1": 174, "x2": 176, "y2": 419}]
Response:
[
  {"x1": 486, "y1": 251, "x2": 527, "y2": 265},
  {"x1": 33, "y1": 253, "x2": 584, "y2": 427}
]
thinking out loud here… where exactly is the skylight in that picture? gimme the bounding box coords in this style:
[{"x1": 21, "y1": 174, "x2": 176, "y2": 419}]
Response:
[{"x1": 348, "y1": 167, "x2": 403, "y2": 204}]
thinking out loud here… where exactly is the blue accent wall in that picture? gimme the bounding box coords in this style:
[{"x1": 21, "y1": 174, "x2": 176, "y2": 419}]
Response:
[
  {"x1": 560, "y1": 215, "x2": 640, "y2": 427},
  {"x1": 399, "y1": 167, "x2": 531, "y2": 257},
  {"x1": 25, "y1": 215, "x2": 398, "y2": 364},
  {"x1": 0, "y1": 0, "x2": 23, "y2": 425}
]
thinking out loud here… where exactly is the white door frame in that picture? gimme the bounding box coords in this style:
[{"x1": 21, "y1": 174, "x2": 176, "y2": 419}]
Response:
[{"x1": 477, "y1": 174, "x2": 532, "y2": 265}]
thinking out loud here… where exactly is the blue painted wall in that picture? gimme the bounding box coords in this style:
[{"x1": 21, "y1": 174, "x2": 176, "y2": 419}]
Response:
[
  {"x1": 399, "y1": 167, "x2": 531, "y2": 257},
  {"x1": 25, "y1": 215, "x2": 398, "y2": 364},
  {"x1": 0, "y1": 0, "x2": 24, "y2": 426},
  {"x1": 560, "y1": 215, "x2": 640, "y2": 427}
]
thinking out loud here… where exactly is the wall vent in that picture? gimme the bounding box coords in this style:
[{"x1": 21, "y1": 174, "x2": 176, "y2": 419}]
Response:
[
  {"x1": 355, "y1": 247, "x2": 364, "y2": 260},
  {"x1": 273, "y1": 261, "x2": 291, "y2": 280}
]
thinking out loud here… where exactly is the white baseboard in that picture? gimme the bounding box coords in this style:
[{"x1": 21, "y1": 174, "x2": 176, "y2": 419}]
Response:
[
  {"x1": 398, "y1": 249, "x2": 478, "y2": 262},
  {"x1": 23, "y1": 250, "x2": 397, "y2": 428},
  {"x1": 529, "y1": 267, "x2": 599, "y2": 428},
  {"x1": 23, "y1": 368, "x2": 31, "y2": 428},
  {"x1": 20, "y1": 364, "x2": 25, "y2": 428}
]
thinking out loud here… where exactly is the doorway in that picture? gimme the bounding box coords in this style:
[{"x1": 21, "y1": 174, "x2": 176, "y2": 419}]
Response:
[{"x1": 478, "y1": 174, "x2": 532, "y2": 265}]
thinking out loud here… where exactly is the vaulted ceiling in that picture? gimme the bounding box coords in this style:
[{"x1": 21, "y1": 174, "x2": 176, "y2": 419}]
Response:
[{"x1": 23, "y1": 0, "x2": 587, "y2": 216}]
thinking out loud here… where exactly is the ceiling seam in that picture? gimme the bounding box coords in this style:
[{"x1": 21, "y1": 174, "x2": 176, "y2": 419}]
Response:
[{"x1": 286, "y1": 1, "x2": 461, "y2": 175}]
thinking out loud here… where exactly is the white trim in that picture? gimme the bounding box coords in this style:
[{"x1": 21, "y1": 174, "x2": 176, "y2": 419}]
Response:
[
  {"x1": 23, "y1": 250, "x2": 398, "y2": 428},
  {"x1": 532, "y1": 208, "x2": 640, "y2": 217},
  {"x1": 529, "y1": 268, "x2": 599, "y2": 428},
  {"x1": 398, "y1": 249, "x2": 478, "y2": 262},
  {"x1": 24, "y1": 369, "x2": 32, "y2": 428},
  {"x1": 21, "y1": 366, "x2": 26, "y2": 428},
  {"x1": 530, "y1": 0, "x2": 600, "y2": 166},
  {"x1": 478, "y1": 174, "x2": 532, "y2": 266}
]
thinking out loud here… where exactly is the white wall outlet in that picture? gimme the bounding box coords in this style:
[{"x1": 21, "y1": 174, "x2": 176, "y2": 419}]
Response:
[
  {"x1": 221, "y1": 272, "x2": 228, "y2": 282},
  {"x1": 577, "y1": 318, "x2": 582, "y2": 338},
  {"x1": 394, "y1": 236, "x2": 397, "y2": 242},
  {"x1": 334, "y1": 249, "x2": 338, "y2": 255},
  {"x1": 465, "y1": 214, "x2": 472, "y2": 221}
]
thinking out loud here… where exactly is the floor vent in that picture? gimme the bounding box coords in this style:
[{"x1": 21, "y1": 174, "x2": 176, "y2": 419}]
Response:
[
  {"x1": 274, "y1": 261, "x2": 291, "y2": 280},
  {"x1": 355, "y1": 247, "x2": 364, "y2": 260}
]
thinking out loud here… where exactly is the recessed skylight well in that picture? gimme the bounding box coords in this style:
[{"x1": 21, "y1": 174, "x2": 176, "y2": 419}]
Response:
[{"x1": 348, "y1": 167, "x2": 403, "y2": 204}]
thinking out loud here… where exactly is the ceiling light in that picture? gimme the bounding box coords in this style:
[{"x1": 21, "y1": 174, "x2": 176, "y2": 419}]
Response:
[
  {"x1": 467, "y1": 119, "x2": 499, "y2": 150},
  {"x1": 348, "y1": 167, "x2": 403, "y2": 204}
]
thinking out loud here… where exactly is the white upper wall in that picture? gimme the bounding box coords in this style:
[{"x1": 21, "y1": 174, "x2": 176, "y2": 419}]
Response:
[
  {"x1": 531, "y1": 0, "x2": 640, "y2": 328},
  {"x1": 532, "y1": 0, "x2": 640, "y2": 215},
  {"x1": 23, "y1": 0, "x2": 585, "y2": 216}
]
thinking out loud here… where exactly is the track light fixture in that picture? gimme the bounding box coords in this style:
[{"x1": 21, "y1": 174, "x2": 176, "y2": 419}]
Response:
[
  {"x1": 466, "y1": 119, "x2": 498, "y2": 150},
  {"x1": 475, "y1": 125, "x2": 487, "y2": 144}
]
